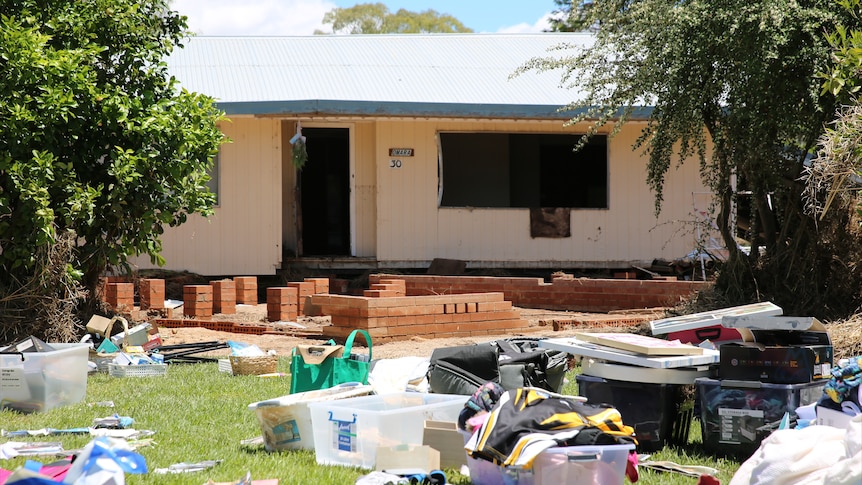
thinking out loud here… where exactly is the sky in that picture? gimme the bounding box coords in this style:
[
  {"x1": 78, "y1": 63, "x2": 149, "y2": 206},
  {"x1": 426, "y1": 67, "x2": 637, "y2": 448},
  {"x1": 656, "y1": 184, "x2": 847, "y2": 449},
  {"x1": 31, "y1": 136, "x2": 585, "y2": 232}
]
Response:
[{"x1": 169, "y1": 0, "x2": 555, "y2": 36}]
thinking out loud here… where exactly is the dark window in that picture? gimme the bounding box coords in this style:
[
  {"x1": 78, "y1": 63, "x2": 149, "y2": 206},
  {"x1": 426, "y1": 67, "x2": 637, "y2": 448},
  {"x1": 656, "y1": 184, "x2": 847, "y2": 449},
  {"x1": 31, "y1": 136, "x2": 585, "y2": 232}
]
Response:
[{"x1": 439, "y1": 133, "x2": 607, "y2": 208}]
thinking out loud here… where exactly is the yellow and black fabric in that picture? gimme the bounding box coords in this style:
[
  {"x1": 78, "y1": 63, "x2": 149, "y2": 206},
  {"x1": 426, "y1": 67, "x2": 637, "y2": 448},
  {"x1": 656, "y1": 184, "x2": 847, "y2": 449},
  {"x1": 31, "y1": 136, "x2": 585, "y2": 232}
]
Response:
[{"x1": 465, "y1": 388, "x2": 636, "y2": 469}]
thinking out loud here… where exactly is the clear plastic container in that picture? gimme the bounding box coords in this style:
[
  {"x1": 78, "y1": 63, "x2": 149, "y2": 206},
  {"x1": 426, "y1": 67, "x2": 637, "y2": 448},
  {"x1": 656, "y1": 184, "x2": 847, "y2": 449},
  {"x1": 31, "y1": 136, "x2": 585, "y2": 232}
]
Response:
[
  {"x1": 0, "y1": 343, "x2": 89, "y2": 413},
  {"x1": 248, "y1": 383, "x2": 373, "y2": 451},
  {"x1": 309, "y1": 392, "x2": 466, "y2": 468}
]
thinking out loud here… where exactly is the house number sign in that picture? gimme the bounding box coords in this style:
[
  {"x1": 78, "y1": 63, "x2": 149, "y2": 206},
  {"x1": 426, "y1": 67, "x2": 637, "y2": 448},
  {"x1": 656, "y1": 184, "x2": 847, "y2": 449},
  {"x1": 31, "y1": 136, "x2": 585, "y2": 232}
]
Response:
[{"x1": 388, "y1": 148, "x2": 413, "y2": 169}]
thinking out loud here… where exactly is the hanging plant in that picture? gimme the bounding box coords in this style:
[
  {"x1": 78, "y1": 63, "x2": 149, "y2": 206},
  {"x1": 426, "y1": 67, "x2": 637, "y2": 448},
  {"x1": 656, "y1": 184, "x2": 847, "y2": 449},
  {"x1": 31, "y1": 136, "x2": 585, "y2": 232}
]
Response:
[{"x1": 292, "y1": 138, "x2": 308, "y2": 169}]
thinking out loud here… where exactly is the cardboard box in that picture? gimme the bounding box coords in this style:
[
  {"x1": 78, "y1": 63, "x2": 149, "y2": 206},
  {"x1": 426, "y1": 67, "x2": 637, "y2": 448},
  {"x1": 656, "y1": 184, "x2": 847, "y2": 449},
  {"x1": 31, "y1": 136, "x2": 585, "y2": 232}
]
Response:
[
  {"x1": 423, "y1": 420, "x2": 467, "y2": 469},
  {"x1": 718, "y1": 317, "x2": 832, "y2": 384},
  {"x1": 375, "y1": 444, "x2": 440, "y2": 472},
  {"x1": 719, "y1": 343, "x2": 832, "y2": 383}
]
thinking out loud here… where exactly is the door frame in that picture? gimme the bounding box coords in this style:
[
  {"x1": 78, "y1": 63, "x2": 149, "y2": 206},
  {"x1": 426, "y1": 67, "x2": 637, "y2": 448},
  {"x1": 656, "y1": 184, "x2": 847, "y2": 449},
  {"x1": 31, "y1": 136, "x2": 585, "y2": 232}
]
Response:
[{"x1": 294, "y1": 122, "x2": 356, "y2": 257}]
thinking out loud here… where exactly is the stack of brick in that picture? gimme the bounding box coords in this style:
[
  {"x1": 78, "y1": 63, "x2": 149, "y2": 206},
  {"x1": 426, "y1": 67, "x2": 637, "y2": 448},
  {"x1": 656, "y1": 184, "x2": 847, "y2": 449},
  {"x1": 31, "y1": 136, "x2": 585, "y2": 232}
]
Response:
[
  {"x1": 183, "y1": 285, "x2": 213, "y2": 317},
  {"x1": 312, "y1": 290, "x2": 529, "y2": 342},
  {"x1": 287, "y1": 281, "x2": 316, "y2": 316},
  {"x1": 211, "y1": 279, "x2": 236, "y2": 315},
  {"x1": 304, "y1": 277, "x2": 330, "y2": 295},
  {"x1": 234, "y1": 276, "x2": 257, "y2": 305},
  {"x1": 139, "y1": 279, "x2": 165, "y2": 310},
  {"x1": 104, "y1": 282, "x2": 134, "y2": 311},
  {"x1": 369, "y1": 273, "x2": 709, "y2": 313},
  {"x1": 364, "y1": 278, "x2": 406, "y2": 298},
  {"x1": 267, "y1": 286, "x2": 298, "y2": 322}
]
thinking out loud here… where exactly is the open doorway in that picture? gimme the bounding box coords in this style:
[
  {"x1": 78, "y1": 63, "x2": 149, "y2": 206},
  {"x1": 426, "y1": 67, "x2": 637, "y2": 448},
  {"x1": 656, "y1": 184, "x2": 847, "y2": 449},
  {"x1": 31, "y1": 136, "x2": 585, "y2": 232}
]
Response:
[{"x1": 297, "y1": 127, "x2": 351, "y2": 256}]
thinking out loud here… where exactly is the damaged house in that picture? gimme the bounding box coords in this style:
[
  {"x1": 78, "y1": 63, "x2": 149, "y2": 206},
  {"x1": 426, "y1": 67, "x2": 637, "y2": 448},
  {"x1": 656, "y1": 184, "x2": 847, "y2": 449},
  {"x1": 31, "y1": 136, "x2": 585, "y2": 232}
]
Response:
[{"x1": 130, "y1": 33, "x2": 713, "y2": 276}]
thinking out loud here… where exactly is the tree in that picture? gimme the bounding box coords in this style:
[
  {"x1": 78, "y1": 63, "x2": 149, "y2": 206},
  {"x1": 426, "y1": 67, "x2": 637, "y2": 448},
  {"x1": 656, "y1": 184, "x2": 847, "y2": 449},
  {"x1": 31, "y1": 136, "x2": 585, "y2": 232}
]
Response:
[
  {"x1": 517, "y1": 0, "x2": 862, "y2": 317},
  {"x1": 0, "y1": 0, "x2": 224, "y2": 340},
  {"x1": 317, "y1": 3, "x2": 473, "y2": 34},
  {"x1": 804, "y1": 0, "x2": 862, "y2": 230},
  {"x1": 546, "y1": 0, "x2": 594, "y2": 32}
]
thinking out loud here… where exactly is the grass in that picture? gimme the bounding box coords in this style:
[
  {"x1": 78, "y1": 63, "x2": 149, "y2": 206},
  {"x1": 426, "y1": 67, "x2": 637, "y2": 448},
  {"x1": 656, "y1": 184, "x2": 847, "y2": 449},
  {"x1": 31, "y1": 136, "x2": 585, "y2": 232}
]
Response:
[{"x1": 0, "y1": 360, "x2": 741, "y2": 484}]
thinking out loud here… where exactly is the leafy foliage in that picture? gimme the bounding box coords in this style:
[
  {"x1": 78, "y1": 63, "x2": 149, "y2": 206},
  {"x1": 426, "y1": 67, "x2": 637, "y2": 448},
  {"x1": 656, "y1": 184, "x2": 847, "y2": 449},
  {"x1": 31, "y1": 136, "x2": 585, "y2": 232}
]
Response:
[
  {"x1": 804, "y1": 0, "x2": 862, "y2": 229},
  {"x1": 0, "y1": 0, "x2": 225, "y2": 329},
  {"x1": 317, "y1": 2, "x2": 473, "y2": 34},
  {"x1": 517, "y1": 0, "x2": 862, "y2": 317}
]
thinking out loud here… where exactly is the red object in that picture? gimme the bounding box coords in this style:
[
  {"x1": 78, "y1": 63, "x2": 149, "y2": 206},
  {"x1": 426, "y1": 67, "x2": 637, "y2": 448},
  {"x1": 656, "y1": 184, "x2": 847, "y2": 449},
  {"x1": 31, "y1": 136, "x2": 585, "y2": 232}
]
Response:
[
  {"x1": 667, "y1": 325, "x2": 743, "y2": 344},
  {"x1": 625, "y1": 451, "x2": 639, "y2": 483},
  {"x1": 697, "y1": 474, "x2": 721, "y2": 485}
]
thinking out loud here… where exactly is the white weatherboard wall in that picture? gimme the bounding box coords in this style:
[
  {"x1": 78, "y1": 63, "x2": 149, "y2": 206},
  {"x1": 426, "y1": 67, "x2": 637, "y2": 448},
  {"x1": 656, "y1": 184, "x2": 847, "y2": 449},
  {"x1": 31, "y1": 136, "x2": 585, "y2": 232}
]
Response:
[
  {"x1": 374, "y1": 119, "x2": 708, "y2": 268},
  {"x1": 130, "y1": 117, "x2": 283, "y2": 275}
]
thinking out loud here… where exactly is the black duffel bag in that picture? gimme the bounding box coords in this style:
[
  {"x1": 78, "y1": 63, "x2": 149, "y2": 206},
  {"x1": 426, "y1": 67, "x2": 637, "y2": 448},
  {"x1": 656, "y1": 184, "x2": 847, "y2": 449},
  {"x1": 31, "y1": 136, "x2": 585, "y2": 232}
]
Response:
[{"x1": 427, "y1": 337, "x2": 569, "y2": 395}]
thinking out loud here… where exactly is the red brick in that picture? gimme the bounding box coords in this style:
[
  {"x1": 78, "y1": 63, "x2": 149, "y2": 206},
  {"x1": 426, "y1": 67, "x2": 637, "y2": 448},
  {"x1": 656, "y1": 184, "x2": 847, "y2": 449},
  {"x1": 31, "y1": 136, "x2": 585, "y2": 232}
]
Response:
[{"x1": 304, "y1": 277, "x2": 330, "y2": 294}]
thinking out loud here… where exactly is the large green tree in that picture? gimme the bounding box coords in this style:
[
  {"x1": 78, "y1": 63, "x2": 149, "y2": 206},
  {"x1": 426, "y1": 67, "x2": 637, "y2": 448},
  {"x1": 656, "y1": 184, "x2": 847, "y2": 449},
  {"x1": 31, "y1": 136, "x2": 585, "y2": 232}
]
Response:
[
  {"x1": 520, "y1": 0, "x2": 862, "y2": 316},
  {"x1": 0, "y1": 0, "x2": 224, "y2": 340},
  {"x1": 317, "y1": 2, "x2": 473, "y2": 34}
]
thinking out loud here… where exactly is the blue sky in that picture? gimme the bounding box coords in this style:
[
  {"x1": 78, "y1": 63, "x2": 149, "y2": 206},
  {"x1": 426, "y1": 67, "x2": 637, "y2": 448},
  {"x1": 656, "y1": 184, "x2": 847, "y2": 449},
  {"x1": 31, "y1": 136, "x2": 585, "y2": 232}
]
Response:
[{"x1": 170, "y1": 0, "x2": 556, "y2": 36}]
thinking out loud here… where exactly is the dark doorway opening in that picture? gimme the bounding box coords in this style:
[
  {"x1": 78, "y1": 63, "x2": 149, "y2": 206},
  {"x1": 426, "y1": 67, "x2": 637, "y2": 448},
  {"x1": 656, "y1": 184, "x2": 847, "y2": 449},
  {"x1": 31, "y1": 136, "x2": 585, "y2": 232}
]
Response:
[{"x1": 298, "y1": 127, "x2": 350, "y2": 256}]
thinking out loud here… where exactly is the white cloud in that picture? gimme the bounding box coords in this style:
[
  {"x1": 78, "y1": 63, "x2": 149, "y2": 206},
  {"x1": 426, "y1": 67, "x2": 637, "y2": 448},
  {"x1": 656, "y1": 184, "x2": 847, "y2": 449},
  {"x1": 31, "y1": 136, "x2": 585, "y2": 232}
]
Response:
[
  {"x1": 170, "y1": 0, "x2": 336, "y2": 36},
  {"x1": 495, "y1": 13, "x2": 552, "y2": 34}
]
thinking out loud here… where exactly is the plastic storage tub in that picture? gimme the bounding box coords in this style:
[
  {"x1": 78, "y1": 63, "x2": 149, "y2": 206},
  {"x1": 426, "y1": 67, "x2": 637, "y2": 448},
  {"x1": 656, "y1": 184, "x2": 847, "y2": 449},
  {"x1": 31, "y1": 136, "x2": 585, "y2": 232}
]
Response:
[
  {"x1": 248, "y1": 383, "x2": 374, "y2": 451},
  {"x1": 309, "y1": 392, "x2": 466, "y2": 469},
  {"x1": 0, "y1": 343, "x2": 89, "y2": 413},
  {"x1": 695, "y1": 377, "x2": 826, "y2": 458},
  {"x1": 465, "y1": 439, "x2": 634, "y2": 485},
  {"x1": 576, "y1": 373, "x2": 693, "y2": 451}
]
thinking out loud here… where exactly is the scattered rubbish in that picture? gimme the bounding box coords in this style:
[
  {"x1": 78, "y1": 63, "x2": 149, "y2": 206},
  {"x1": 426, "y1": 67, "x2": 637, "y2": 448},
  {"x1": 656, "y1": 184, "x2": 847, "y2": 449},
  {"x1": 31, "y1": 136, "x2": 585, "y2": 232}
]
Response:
[
  {"x1": 354, "y1": 470, "x2": 405, "y2": 485},
  {"x1": 205, "y1": 471, "x2": 279, "y2": 485},
  {"x1": 153, "y1": 460, "x2": 222, "y2": 474},
  {"x1": 239, "y1": 436, "x2": 264, "y2": 447},
  {"x1": 2, "y1": 428, "x2": 90, "y2": 437},
  {"x1": 164, "y1": 299, "x2": 183, "y2": 309},
  {"x1": 158, "y1": 340, "x2": 229, "y2": 364},
  {"x1": 92, "y1": 414, "x2": 134, "y2": 429},
  {"x1": 637, "y1": 456, "x2": 718, "y2": 477},
  {"x1": 0, "y1": 336, "x2": 56, "y2": 353},
  {"x1": 0, "y1": 441, "x2": 64, "y2": 459},
  {"x1": 88, "y1": 401, "x2": 116, "y2": 408},
  {"x1": 62, "y1": 437, "x2": 147, "y2": 484}
]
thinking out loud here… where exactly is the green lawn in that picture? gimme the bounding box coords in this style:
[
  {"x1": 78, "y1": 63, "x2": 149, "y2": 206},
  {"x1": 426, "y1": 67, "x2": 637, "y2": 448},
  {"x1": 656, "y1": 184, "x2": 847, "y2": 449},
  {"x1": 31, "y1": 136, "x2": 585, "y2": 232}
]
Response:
[{"x1": 0, "y1": 361, "x2": 741, "y2": 484}]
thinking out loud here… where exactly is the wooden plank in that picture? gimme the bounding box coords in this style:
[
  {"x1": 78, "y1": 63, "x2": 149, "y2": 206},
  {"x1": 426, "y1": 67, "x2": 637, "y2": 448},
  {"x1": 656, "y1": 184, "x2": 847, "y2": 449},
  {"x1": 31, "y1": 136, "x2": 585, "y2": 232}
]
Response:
[
  {"x1": 574, "y1": 332, "x2": 704, "y2": 356},
  {"x1": 539, "y1": 337, "x2": 720, "y2": 369},
  {"x1": 649, "y1": 301, "x2": 782, "y2": 335}
]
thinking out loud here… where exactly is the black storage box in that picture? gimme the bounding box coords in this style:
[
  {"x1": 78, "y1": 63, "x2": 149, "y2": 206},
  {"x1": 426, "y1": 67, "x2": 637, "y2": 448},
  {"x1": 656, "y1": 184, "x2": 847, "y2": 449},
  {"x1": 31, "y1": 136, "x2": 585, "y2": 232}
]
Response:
[
  {"x1": 576, "y1": 373, "x2": 694, "y2": 452},
  {"x1": 695, "y1": 377, "x2": 826, "y2": 459},
  {"x1": 719, "y1": 327, "x2": 832, "y2": 384}
]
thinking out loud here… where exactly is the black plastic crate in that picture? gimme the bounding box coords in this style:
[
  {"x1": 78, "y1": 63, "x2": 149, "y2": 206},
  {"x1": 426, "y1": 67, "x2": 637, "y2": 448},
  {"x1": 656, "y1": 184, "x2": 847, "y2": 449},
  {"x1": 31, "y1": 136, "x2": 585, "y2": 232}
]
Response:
[
  {"x1": 576, "y1": 373, "x2": 694, "y2": 452},
  {"x1": 695, "y1": 377, "x2": 826, "y2": 459}
]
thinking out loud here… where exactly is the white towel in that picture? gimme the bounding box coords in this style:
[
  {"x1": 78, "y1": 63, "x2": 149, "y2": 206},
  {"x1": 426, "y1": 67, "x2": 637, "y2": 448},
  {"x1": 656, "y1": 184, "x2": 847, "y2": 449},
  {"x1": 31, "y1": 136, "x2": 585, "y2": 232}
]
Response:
[{"x1": 730, "y1": 415, "x2": 862, "y2": 485}]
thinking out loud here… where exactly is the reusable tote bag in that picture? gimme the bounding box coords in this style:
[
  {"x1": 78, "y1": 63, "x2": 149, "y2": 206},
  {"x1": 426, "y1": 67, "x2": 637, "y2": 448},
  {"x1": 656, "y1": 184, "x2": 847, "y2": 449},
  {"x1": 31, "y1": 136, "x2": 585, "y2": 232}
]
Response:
[{"x1": 289, "y1": 329, "x2": 372, "y2": 394}]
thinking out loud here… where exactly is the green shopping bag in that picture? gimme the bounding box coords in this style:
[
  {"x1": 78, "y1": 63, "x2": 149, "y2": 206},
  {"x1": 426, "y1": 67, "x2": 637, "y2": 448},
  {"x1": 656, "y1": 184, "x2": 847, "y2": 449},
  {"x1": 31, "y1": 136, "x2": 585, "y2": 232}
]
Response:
[{"x1": 289, "y1": 329, "x2": 372, "y2": 394}]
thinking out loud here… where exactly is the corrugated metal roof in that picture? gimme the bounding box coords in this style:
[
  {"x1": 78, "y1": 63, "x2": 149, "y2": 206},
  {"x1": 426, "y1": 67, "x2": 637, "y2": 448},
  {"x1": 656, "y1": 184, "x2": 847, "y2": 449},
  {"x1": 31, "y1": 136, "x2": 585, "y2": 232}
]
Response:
[{"x1": 166, "y1": 33, "x2": 633, "y2": 119}]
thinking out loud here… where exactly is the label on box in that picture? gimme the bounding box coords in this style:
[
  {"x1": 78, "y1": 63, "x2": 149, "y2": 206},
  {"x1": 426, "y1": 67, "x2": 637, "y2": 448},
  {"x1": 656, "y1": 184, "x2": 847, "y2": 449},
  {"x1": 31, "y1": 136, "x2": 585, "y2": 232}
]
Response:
[
  {"x1": 718, "y1": 408, "x2": 764, "y2": 444},
  {"x1": 331, "y1": 416, "x2": 357, "y2": 452},
  {"x1": 272, "y1": 419, "x2": 301, "y2": 446},
  {"x1": 0, "y1": 367, "x2": 30, "y2": 401}
]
